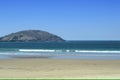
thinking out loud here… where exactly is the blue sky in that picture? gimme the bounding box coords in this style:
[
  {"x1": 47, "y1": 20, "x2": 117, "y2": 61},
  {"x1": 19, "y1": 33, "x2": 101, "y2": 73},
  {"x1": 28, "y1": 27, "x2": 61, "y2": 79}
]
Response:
[{"x1": 0, "y1": 0, "x2": 120, "y2": 40}]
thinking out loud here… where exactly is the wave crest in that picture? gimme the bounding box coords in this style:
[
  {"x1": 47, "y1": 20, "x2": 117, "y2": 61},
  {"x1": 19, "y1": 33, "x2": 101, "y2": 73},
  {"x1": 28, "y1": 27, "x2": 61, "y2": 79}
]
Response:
[{"x1": 19, "y1": 49, "x2": 120, "y2": 53}]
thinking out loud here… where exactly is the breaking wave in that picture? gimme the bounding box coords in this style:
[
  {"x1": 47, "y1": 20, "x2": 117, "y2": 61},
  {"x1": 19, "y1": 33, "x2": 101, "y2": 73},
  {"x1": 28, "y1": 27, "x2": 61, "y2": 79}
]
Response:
[{"x1": 19, "y1": 49, "x2": 120, "y2": 53}]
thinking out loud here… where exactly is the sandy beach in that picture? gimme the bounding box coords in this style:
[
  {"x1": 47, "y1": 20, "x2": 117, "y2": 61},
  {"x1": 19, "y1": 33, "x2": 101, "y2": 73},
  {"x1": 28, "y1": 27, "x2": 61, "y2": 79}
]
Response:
[{"x1": 0, "y1": 59, "x2": 120, "y2": 78}]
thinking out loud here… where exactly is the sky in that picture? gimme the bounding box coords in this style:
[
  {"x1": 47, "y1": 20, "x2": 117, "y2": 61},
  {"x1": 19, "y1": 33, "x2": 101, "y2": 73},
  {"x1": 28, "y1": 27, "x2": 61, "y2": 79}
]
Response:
[{"x1": 0, "y1": 0, "x2": 120, "y2": 40}]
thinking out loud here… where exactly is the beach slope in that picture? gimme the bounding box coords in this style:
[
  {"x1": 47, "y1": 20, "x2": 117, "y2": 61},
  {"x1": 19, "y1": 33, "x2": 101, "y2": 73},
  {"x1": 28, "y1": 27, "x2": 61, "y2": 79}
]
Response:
[{"x1": 0, "y1": 59, "x2": 120, "y2": 78}]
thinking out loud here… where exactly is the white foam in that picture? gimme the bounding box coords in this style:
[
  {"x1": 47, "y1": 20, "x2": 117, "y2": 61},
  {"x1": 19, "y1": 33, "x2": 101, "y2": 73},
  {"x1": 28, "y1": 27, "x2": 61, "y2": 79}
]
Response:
[
  {"x1": 19, "y1": 49, "x2": 55, "y2": 52},
  {"x1": 75, "y1": 50, "x2": 120, "y2": 53},
  {"x1": 66, "y1": 50, "x2": 70, "y2": 52},
  {"x1": 19, "y1": 49, "x2": 120, "y2": 53}
]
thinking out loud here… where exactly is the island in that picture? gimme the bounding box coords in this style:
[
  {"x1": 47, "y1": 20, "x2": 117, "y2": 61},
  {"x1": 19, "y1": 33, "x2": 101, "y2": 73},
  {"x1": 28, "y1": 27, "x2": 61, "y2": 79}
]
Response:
[{"x1": 0, "y1": 30, "x2": 65, "y2": 42}]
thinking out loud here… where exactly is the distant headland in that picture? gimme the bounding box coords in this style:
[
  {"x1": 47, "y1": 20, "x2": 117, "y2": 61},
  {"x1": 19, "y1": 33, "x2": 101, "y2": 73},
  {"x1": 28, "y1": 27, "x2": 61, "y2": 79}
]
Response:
[{"x1": 0, "y1": 30, "x2": 65, "y2": 42}]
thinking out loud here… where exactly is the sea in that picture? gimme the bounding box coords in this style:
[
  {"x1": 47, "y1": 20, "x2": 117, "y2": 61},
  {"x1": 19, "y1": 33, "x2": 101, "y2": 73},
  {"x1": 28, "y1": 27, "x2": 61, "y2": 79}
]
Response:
[{"x1": 0, "y1": 41, "x2": 120, "y2": 60}]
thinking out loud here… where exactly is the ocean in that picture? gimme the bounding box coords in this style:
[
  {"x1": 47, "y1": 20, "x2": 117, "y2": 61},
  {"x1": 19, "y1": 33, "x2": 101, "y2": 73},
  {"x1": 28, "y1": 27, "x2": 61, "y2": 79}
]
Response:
[{"x1": 0, "y1": 41, "x2": 120, "y2": 60}]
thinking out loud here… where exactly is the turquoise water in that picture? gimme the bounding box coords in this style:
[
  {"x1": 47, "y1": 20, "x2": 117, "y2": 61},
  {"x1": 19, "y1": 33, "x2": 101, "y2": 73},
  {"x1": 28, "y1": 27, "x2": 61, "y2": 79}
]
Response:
[{"x1": 0, "y1": 41, "x2": 120, "y2": 60}]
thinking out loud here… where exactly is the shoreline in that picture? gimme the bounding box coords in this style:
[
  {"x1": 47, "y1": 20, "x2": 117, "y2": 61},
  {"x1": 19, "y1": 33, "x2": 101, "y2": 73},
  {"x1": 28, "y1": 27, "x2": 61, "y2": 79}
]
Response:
[
  {"x1": 1, "y1": 52, "x2": 120, "y2": 60},
  {"x1": 0, "y1": 58, "x2": 120, "y2": 78}
]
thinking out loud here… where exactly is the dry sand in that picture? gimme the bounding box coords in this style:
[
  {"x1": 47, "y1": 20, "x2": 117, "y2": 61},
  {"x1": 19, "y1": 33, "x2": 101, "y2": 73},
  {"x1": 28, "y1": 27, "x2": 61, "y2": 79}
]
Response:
[{"x1": 0, "y1": 59, "x2": 120, "y2": 78}]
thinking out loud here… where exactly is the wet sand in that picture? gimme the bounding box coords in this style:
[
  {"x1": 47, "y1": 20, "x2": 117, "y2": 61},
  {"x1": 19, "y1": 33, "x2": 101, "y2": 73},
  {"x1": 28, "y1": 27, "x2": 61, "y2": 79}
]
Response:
[{"x1": 0, "y1": 59, "x2": 120, "y2": 78}]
